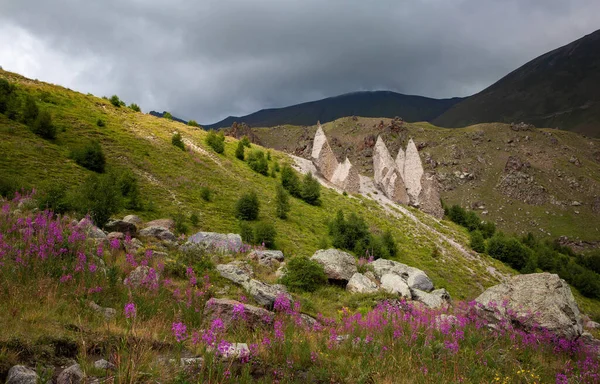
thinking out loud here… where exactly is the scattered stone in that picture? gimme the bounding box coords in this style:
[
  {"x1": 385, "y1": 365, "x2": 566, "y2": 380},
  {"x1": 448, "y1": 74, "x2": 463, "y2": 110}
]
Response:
[
  {"x1": 93, "y1": 359, "x2": 115, "y2": 370},
  {"x1": 6, "y1": 365, "x2": 39, "y2": 384},
  {"x1": 246, "y1": 279, "x2": 291, "y2": 307},
  {"x1": 124, "y1": 265, "x2": 159, "y2": 289},
  {"x1": 371, "y1": 259, "x2": 434, "y2": 292},
  {"x1": 310, "y1": 249, "x2": 358, "y2": 282},
  {"x1": 125, "y1": 238, "x2": 144, "y2": 253},
  {"x1": 434, "y1": 314, "x2": 459, "y2": 330},
  {"x1": 585, "y1": 320, "x2": 600, "y2": 330},
  {"x1": 138, "y1": 226, "x2": 176, "y2": 242},
  {"x1": 249, "y1": 250, "x2": 284, "y2": 267},
  {"x1": 78, "y1": 219, "x2": 106, "y2": 239},
  {"x1": 411, "y1": 288, "x2": 451, "y2": 309},
  {"x1": 475, "y1": 273, "x2": 583, "y2": 340},
  {"x1": 571, "y1": 201, "x2": 582, "y2": 206},
  {"x1": 209, "y1": 343, "x2": 250, "y2": 360},
  {"x1": 380, "y1": 274, "x2": 411, "y2": 298},
  {"x1": 89, "y1": 301, "x2": 116, "y2": 321},
  {"x1": 104, "y1": 219, "x2": 137, "y2": 235},
  {"x1": 184, "y1": 232, "x2": 243, "y2": 253},
  {"x1": 122, "y1": 214, "x2": 142, "y2": 225},
  {"x1": 145, "y1": 218, "x2": 175, "y2": 231},
  {"x1": 180, "y1": 357, "x2": 204, "y2": 367},
  {"x1": 107, "y1": 232, "x2": 124, "y2": 241},
  {"x1": 203, "y1": 298, "x2": 274, "y2": 328},
  {"x1": 346, "y1": 272, "x2": 379, "y2": 294},
  {"x1": 275, "y1": 262, "x2": 287, "y2": 279},
  {"x1": 216, "y1": 261, "x2": 253, "y2": 286},
  {"x1": 57, "y1": 363, "x2": 84, "y2": 384}
]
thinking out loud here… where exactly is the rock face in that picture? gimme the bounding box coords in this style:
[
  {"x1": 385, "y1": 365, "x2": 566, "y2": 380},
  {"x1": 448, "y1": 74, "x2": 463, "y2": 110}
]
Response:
[
  {"x1": 138, "y1": 226, "x2": 176, "y2": 242},
  {"x1": 417, "y1": 173, "x2": 444, "y2": 218},
  {"x1": 57, "y1": 363, "x2": 84, "y2": 384},
  {"x1": 216, "y1": 261, "x2": 253, "y2": 286},
  {"x1": 371, "y1": 258, "x2": 434, "y2": 292},
  {"x1": 395, "y1": 147, "x2": 406, "y2": 180},
  {"x1": 330, "y1": 157, "x2": 361, "y2": 193},
  {"x1": 311, "y1": 125, "x2": 339, "y2": 180},
  {"x1": 6, "y1": 365, "x2": 38, "y2": 384},
  {"x1": 310, "y1": 249, "x2": 357, "y2": 282},
  {"x1": 104, "y1": 219, "x2": 137, "y2": 235},
  {"x1": 203, "y1": 298, "x2": 274, "y2": 328},
  {"x1": 185, "y1": 232, "x2": 243, "y2": 253},
  {"x1": 145, "y1": 218, "x2": 175, "y2": 230},
  {"x1": 346, "y1": 273, "x2": 379, "y2": 294},
  {"x1": 404, "y1": 139, "x2": 424, "y2": 205},
  {"x1": 381, "y1": 274, "x2": 411, "y2": 298},
  {"x1": 475, "y1": 273, "x2": 583, "y2": 340},
  {"x1": 373, "y1": 136, "x2": 409, "y2": 204}
]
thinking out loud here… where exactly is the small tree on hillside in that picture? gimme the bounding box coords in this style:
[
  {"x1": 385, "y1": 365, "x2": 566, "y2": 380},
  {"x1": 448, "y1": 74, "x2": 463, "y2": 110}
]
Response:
[
  {"x1": 129, "y1": 103, "x2": 141, "y2": 112},
  {"x1": 110, "y1": 95, "x2": 121, "y2": 107},
  {"x1": 470, "y1": 230, "x2": 486, "y2": 253},
  {"x1": 240, "y1": 136, "x2": 251, "y2": 148},
  {"x1": 235, "y1": 191, "x2": 259, "y2": 220},
  {"x1": 172, "y1": 132, "x2": 185, "y2": 150},
  {"x1": 247, "y1": 150, "x2": 268, "y2": 175},
  {"x1": 281, "y1": 164, "x2": 301, "y2": 197},
  {"x1": 71, "y1": 141, "x2": 106, "y2": 173},
  {"x1": 163, "y1": 111, "x2": 173, "y2": 120},
  {"x1": 206, "y1": 131, "x2": 225, "y2": 154},
  {"x1": 275, "y1": 184, "x2": 290, "y2": 219},
  {"x1": 31, "y1": 110, "x2": 56, "y2": 140},
  {"x1": 22, "y1": 95, "x2": 39, "y2": 125},
  {"x1": 301, "y1": 172, "x2": 321, "y2": 205},
  {"x1": 235, "y1": 141, "x2": 245, "y2": 160},
  {"x1": 187, "y1": 120, "x2": 200, "y2": 127}
]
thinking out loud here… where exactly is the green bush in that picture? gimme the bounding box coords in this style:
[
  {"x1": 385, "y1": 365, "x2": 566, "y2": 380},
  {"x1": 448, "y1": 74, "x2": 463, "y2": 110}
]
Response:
[
  {"x1": 71, "y1": 141, "x2": 105, "y2": 173},
  {"x1": 235, "y1": 191, "x2": 259, "y2": 220},
  {"x1": 31, "y1": 110, "x2": 56, "y2": 139},
  {"x1": 480, "y1": 221, "x2": 496, "y2": 239},
  {"x1": 117, "y1": 170, "x2": 142, "y2": 210},
  {"x1": 75, "y1": 172, "x2": 123, "y2": 228},
  {"x1": 254, "y1": 222, "x2": 277, "y2": 248},
  {"x1": 240, "y1": 136, "x2": 251, "y2": 147},
  {"x1": 235, "y1": 141, "x2": 245, "y2": 160},
  {"x1": 129, "y1": 103, "x2": 141, "y2": 112},
  {"x1": 173, "y1": 213, "x2": 188, "y2": 235},
  {"x1": 96, "y1": 118, "x2": 105, "y2": 127},
  {"x1": 380, "y1": 230, "x2": 398, "y2": 258},
  {"x1": 109, "y1": 95, "x2": 122, "y2": 107},
  {"x1": 275, "y1": 185, "x2": 290, "y2": 219},
  {"x1": 187, "y1": 120, "x2": 200, "y2": 127},
  {"x1": 487, "y1": 234, "x2": 532, "y2": 272},
  {"x1": 281, "y1": 257, "x2": 328, "y2": 292},
  {"x1": 172, "y1": 132, "x2": 185, "y2": 150},
  {"x1": 247, "y1": 150, "x2": 269, "y2": 175},
  {"x1": 0, "y1": 79, "x2": 14, "y2": 114},
  {"x1": 239, "y1": 221, "x2": 254, "y2": 243},
  {"x1": 470, "y1": 230, "x2": 486, "y2": 253},
  {"x1": 301, "y1": 172, "x2": 321, "y2": 205},
  {"x1": 205, "y1": 131, "x2": 225, "y2": 154},
  {"x1": 273, "y1": 161, "x2": 280, "y2": 172},
  {"x1": 22, "y1": 95, "x2": 39, "y2": 125},
  {"x1": 281, "y1": 164, "x2": 301, "y2": 197},
  {"x1": 163, "y1": 111, "x2": 173, "y2": 120},
  {"x1": 190, "y1": 212, "x2": 200, "y2": 227},
  {"x1": 200, "y1": 186, "x2": 212, "y2": 202},
  {"x1": 37, "y1": 182, "x2": 71, "y2": 214},
  {"x1": 0, "y1": 174, "x2": 26, "y2": 199}
]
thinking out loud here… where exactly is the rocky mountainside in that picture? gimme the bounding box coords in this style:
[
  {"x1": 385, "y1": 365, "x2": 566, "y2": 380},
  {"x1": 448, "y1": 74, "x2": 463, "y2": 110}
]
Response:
[
  {"x1": 204, "y1": 91, "x2": 464, "y2": 129},
  {"x1": 434, "y1": 29, "x2": 600, "y2": 137}
]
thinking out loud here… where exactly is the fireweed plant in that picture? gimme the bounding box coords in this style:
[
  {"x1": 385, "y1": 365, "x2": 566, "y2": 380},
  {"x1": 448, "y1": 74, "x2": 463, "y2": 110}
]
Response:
[{"x1": 0, "y1": 194, "x2": 598, "y2": 383}]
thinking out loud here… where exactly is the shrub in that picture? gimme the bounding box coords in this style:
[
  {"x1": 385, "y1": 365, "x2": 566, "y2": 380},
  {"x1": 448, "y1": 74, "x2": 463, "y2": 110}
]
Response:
[
  {"x1": 281, "y1": 257, "x2": 328, "y2": 292},
  {"x1": 267, "y1": 151, "x2": 271, "y2": 161},
  {"x1": 0, "y1": 78, "x2": 14, "y2": 114},
  {"x1": 109, "y1": 95, "x2": 121, "y2": 107},
  {"x1": 187, "y1": 120, "x2": 200, "y2": 127},
  {"x1": 239, "y1": 222, "x2": 254, "y2": 243},
  {"x1": 75, "y1": 172, "x2": 123, "y2": 228},
  {"x1": 205, "y1": 131, "x2": 225, "y2": 154},
  {"x1": 200, "y1": 186, "x2": 212, "y2": 202},
  {"x1": 247, "y1": 150, "x2": 269, "y2": 175},
  {"x1": 173, "y1": 213, "x2": 188, "y2": 235},
  {"x1": 480, "y1": 221, "x2": 496, "y2": 239},
  {"x1": 172, "y1": 132, "x2": 185, "y2": 150},
  {"x1": 301, "y1": 172, "x2": 321, "y2": 205},
  {"x1": 281, "y1": 164, "x2": 301, "y2": 197},
  {"x1": 22, "y1": 95, "x2": 39, "y2": 125},
  {"x1": 240, "y1": 136, "x2": 251, "y2": 147},
  {"x1": 254, "y1": 222, "x2": 277, "y2": 248},
  {"x1": 380, "y1": 230, "x2": 398, "y2": 258},
  {"x1": 470, "y1": 230, "x2": 486, "y2": 253},
  {"x1": 71, "y1": 141, "x2": 106, "y2": 173},
  {"x1": 190, "y1": 212, "x2": 200, "y2": 227},
  {"x1": 273, "y1": 161, "x2": 280, "y2": 172},
  {"x1": 235, "y1": 141, "x2": 245, "y2": 160},
  {"x1": 37, "y1": 182, "x2": 71, "y2": 214},
  {"x1": 129, "y1": 103, "x2": 141, "y2": 112},
  {"x1": 0, "y1": 174, "x2": 26, "y2": 199},
  {"x1": 235, "y1": 191, "x2": 259, "y2": 220},
  {"x1": 117, "y1": 170, "x2": 142, "y2": 210},
  {"x1": 275, "y1": 184, "x2": 290, "y2": 219},
  {"x1": 31, "y1": 110, "x2": 56, "y2": 139},
  {"x1": 163, "y1": 111, "x2": 173, "y2": 120},
  {"x1": 487, "y1": 235, "x2": 532, "y2": 272},
  {"x1": 96, "y1": 118, "x2": 105, "y2": 127}
]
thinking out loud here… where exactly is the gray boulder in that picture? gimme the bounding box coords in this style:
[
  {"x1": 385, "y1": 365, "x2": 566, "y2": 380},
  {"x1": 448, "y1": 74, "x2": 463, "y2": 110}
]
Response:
[
  {"x1": 310, "y1": 249, "x2": 357, "y2": 282},
  {"x1": 138, "y1": 226, "x2": 176, "y2": 242},
  {"x1": 145, "y1": 218, "x2": 175, "y2": 230},
  {"x1": 57, "y1": 363, "x2": 84, "y2": 384},
  {"x1": 249, "y1": 250, "x2": 284, "y2": 267},
  {"x1": 104, "y1": 219, "x2": 137, "y2": 235},
  {"x1": 246, "y1": 279, "x2": 291, "y2": 307},
  {"x1": 216, "y1": 261, "x2": 253, "y2": 286},
  {"x1": 411, "y1": 288, "x2": 451, "y2": 309},
  {"x1": 475, "y1": 273, "x2": 583, "y2": 340},
  {"x1": 78, "y1": 219, "x2": 106, "y2": 239},
  {"x1": 124, "y1": 265, "x2": 159, "y2": 289},
  {"x1": 125, "y1": 237, "x2": 144, "y2": 253},
  {"x1": 122, "y1": 214, "x2": 142, "y2": 225},
  {"x1": 371, "y1": 259, "x2": 434, "y2": 292},
  {"x1": 346, "y1": 273, "x2": 379, "y2": 294},
  {"x1": 185, "y1": 232, "x2": 243, "y2": 253},
  {"x1": 203, "y1": 298, "x2": 274, "y2": 328},
  {"x1": 89, "y1": 301, "x2": 116, "y2": 321},
  {"x1": 380, "y1": 274, "x2": 411, "y2": 298},
  {"x1": 93, "y1": 359, "x2": 115, "y2": 370},
  {"x1": 6, "y1": 365, "x2": 38, "y2": 384}
]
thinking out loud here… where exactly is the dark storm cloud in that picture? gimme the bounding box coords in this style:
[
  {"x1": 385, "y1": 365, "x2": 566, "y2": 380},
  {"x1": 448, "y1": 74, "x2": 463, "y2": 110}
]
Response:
[{"x1": 1, "y1": 0, "x2": 599, "y2": 123}]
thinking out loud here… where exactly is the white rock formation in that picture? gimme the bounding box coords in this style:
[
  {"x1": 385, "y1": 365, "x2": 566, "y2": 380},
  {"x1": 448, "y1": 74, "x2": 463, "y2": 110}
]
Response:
[
  {"x1": 331, "y1": 157, "x2": 361, "y2": 193},
  {"x1": 395, "y1": 147, "x2": 405, "y2": 180},
  {"x1": 373, "y1": 136, "x2": 409, "y2": 204},
  {"x1": 347, "y1": 272, "x2": 379, "y2": 294},
  {"x1": 403, "y1": 139, "x2": 424, "y2": 205},
  {"x1": 311, "y1": 125, "x2": 339, "y2": 181},
  {"x1": 417, "y1": 173, "x2": 444, "y2": 219}
]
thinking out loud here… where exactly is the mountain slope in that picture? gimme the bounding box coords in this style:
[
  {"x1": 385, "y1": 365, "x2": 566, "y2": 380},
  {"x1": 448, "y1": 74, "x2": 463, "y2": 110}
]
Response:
[
  {"x1": 204, "y1": 91, "x2": 464, "y2": 129},
  {"x1": 434, "y1": 29, "x2": 600, "y2": 137}
]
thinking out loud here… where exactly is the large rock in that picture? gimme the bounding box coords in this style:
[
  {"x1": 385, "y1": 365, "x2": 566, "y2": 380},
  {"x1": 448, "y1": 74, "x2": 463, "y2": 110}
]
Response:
[
  {"x1": 78, "y1": 219, "x2": 106, "y2": 239},
  {"x1": 6, "y1": 365, "x2": 38, "y2": 384},
  {"x1": 138, "y1": 226, "x2": 176, "y2": 242},
  {"x1": 417, "y1": 173, "x2": 444, "y2": 219},
  {"x1": 403, "y1": 138, "x2": 424, "y2": 205},
  {"x1": 475, "y1": 273, "x2": 583, "y2": 340},
  {"x1": 311, "y1": 125, "x2": 339, "y2": 181},
  {"x1": 185, "y1": 232, "x2": 243, "y2": 253},
  {"x1": 203, "y1": 298, "x2": 274, "y2": 328},
  {"x1": 89, "y1": 301, "x2": 117, "y2": 321},
  {"x1": 249, "y1": 250, "x2": 284, "y2": 266},
  {"x1": 122, "y1": 214, "x2": 142, "y2": 225},
  {"x1": 395, "y1": 147, "x2": 406, "y2": 180},
  {"x1": 411, "y1": 288, "x2": 451, "y2": 309},
  {"x1": 310, "y1": 249, "x2": 357, "y2": 282},
  {"x1": 373, "y1": 136, "x2": 409, "y2": 204},
  {"x1": 380, "y1": 274, "x2": 411, "y2": 298},
  {"x1": 330, "y1": 157, "x2": 361, "y2": 193},
  {"x1": 145, "y1": 218, "x2": 175, "y2": 231},
  {"x1": 347, "y1": 272, "x2": 379, "y2": 294},
  {"x1": 371, "y1": 259, "x2": 434, "y2": 292},
  {"x1": 246, "y1": 279, "x2": 292, "y2": 308},
  {"x1": 57, "y1": 363, "x2": 84, "y2": 384},
  {"x1": 124, "y1": 266, "x2": 159, "y2": 289},
  {"x1": 104, "y1": 219, "x2": 137, "y2": 235},
  {"x1": 216, "y1": 261, "x2": 254, "y2": 286}
]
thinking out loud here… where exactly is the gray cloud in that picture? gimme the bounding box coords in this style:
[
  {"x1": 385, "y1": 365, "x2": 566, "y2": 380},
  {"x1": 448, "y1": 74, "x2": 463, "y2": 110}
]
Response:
[{"x1": 1, "y1": 0, "x2": 599, "y2": 123}]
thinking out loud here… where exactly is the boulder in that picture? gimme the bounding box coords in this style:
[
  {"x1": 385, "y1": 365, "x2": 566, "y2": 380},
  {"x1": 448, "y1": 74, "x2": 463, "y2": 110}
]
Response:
[
  {"x1": 411, "y1": 288, "x2": 451, "y2": 309},
  {"x1": 209, "y1": 343, "x2": 250, "y2": 360},
  {"x1": 371, "y1": 259, "x2": 434, "y2": 292},
  {"x1": 330, "y1": 157, "x2": 361, "y2": 193},
  {"x1": 347, "y1": 273, "x2": 379, "y2": 294},
  {"x1": 475, "y1": 273, "x2": 583, "y2": 340},
  {"x1": 104, "y1": 219, "x2": 137, "y2": 235},
  {"x1": 216, "y1": 261, "x2": 253, "y2": 286},
  {"x1": 6, "y1": 365, "x2": 38, "y2": 384},
  {"x1": 380, "y1": 274, "x2": 411, "y2": 298},
  {"x1": 78, "y1": 219, "x2": 106, "y2": 239},
  {"x1": 246, "y1": 279, "x2": 291, "y2": 307},
  {"x1": 138, "y1": 226, "x2": 176, "y2": 242},
  {"x1": 145, "y1": 218, "x2": 175, "y2": 231},
  {"x1": 124, "y1": 266, "x2": 159, "y2": 289},
  {"x1": 310, "y1": 249, "x2": 357, "y2": 282},
  {"x1": 184, "y1": 232, "x2": 243, "y2": 253},
  {"x1": 203, "y1": 298, "x2": 274, "y2": 328},
  {"x1": 125, "y1": 238, "x2": 144, "y2": 253},
  {"x1": 275, "y1": 262, "x2": 287, "y2": 279},
  {"x1": 404, "y1": 138, "x2": 424, "y2": 205},
  {"x1": 249, "y1": 250, "x2": 284, "y2": 266},
  {"x1": 417, "y1": 173, "x2": 444, "y2": 219},
  {"x1": 122, "y1": 214, "x2": 142, "y2": 225},
  {"x1": 107, "y1": 232, "x2": 125, "y2": 241},
  {"x1": 57, "y1": 363, "x2": 84, "y2": 384},
  {"x1": 89, "y1": 301, "x2": 116, "y2": 321},
  {"x1": 93, "y1": 359, "x2": 115, "y2": 370}
]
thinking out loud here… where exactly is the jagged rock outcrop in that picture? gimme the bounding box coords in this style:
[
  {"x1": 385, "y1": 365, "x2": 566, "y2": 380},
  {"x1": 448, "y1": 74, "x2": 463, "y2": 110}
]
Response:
[
  {"x1": 395, "y1": 147, "x2": 405, "y2": 180},
  {"x1": 475, "y1": 273, "x2": 583, "y2": 340},
  {"x1": 418, "y1": 173, "x2": 444, "y2": 219},
  {"x1": 330, "y1": 157, "x2": 360, "y2": 193},
  {"x1": 373, "y1": 136, "x2": 409, "y2": 204},
  {"x1": 404, "y1": 138, "x2": 424, "y2": 204},
  {"x1": 311, "y1": 125, "x2": 339, "y2": 181},
  {"x1": 310, "y1": 249, "x2": 358, "y2": 282}
]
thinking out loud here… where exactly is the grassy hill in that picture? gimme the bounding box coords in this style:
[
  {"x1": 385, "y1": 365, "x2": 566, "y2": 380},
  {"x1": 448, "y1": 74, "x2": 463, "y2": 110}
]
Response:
[
  {"x1": 434, "y1": 29, "x2": 600, "y2": 137},
  {"x1": 203, "y1": 91, "x2": 464, "y2": 129}
]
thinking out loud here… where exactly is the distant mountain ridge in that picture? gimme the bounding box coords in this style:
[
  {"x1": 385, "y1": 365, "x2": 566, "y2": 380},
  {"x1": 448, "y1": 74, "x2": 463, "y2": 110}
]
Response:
[
  {"x1": 203, "y1": 91, "x2": 464, "y2": 129},
  {"x1": 434, "y1": 29, "x2": 600, "y2": 137}
]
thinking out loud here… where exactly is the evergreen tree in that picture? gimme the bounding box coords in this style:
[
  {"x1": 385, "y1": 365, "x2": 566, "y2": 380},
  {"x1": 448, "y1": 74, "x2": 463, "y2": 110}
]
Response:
[
  {"x1": 301, "y1": 172, "x2": 321, "y2": 205},
  {"x1": 235, "y1": 141, "x2": 245, "y2": 160},
  {"x1": 275, "y1": 184, "x2": 290, "y2": 219}
]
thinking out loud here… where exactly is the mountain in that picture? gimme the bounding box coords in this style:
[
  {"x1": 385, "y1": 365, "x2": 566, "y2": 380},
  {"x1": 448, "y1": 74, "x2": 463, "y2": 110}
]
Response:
[
  {"x1": 204, "y1": 91, "x2": 464, "y2": 129},
  {"x1": 434, "y1": 29, "x2": 600, "y2": 137},
  {"x1": 149, "y1": 110, "x2": 188, "y2": 125}
]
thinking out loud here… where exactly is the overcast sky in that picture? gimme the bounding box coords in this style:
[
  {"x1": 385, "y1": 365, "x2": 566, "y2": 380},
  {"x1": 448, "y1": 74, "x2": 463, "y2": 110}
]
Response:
[{"x1": 1, "y1": 0, "x2": 599, "y2": 123}]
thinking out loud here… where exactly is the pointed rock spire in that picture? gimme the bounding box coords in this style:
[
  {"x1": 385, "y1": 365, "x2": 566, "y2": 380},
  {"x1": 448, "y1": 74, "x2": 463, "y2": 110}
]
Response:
[
  {"x1": 404, "y1": 138, "x2": 424, "y2": 205},
  {"x1": 418, "y1": 173, "x2": 444, "y2": 218},
  {"x1": 373, "y1": 136, "x2": 395, "y2": 184},
  {"x1": 395, "y1": 147, "x2": 406, "y2": 181},
  {"x1": 332, "y1": 157, "x2": 360, "y2": 193},
  {"x1": 373, "y1": 136, "x2": 409, "y2": 204},
  {"x1": 311, "y1": 124, "x2": 338, "y2": 180}
]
